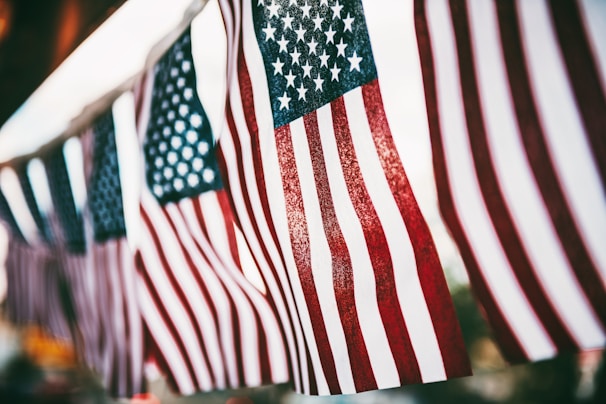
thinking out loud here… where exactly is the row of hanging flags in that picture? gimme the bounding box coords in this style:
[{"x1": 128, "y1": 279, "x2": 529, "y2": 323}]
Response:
[{"x1": 0, "y1": 0, "x2": 605, "y2": 398}]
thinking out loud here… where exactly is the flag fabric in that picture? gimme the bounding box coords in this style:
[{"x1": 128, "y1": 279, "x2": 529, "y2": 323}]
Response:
[
  {"x1": 133, "y1": 27, "x2": 289, "y2": 395},
  {"x1": 0, "y1": 185, "x2": 37, "y2": 326},
  {"x1": 1, "y1": 169, "x2": 73, "y2": 341},
  {"x1": 414, "y1": 0, "x2": 606, "y2": 362},
  {"x1": 43, "y1": 144, "x2": 101, "y2": 370},
  {"x1": 81, "y1": 109, "x2": 145, "y2": 397},
  {"x1": 216, "y1": 0, "x2": 471, "y2": 395}
]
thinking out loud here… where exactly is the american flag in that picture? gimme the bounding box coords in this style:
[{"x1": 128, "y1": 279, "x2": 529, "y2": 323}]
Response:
[
  {"x1": 414, "y1": 0, "x2": 606, "y2": 361},
  {"x1": 1, "y1": 169, "x2": 73, "y2": 341},
  {"x1": 43, "y1": 145, "x2": 102, "y2": 372},
  {"x1": 217, "y1": 0, "x2": 471, "y2": 395},
  {"x1": 133, "y1": 28, "x2": 289, "y2": 395},
  {"x1": 0, "y1": 185, "x2": 34, "y2": 325},
  {"x1": 82, "y1": 109, "x2": 145, "y2": 397}
]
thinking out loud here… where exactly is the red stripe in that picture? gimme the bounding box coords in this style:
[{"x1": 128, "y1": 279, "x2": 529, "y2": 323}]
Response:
[
  {"x1": 141, "y1": 208, "x2": 214, "y2": 389},
  {"x1": 216, "y1": 189, "x2": 243, "y2": 269},
  {"x1": 548, "y1": 0, "x2": 606, "y2": 189},
  {"x1": 275, "y1": 123, "x2": 342, "y2": 394},
  {"x1": 496, "y1": 0, "x2": 606, "y2": 327},
  {"x1": 449, "y1": 0, "x2": 577, "y2": 350},
  {"x1": 302, "y1": 112, "x2": 377, "y2": 392},
  {"x1": 135, "y1": 252, "x2": 198, "y2": 391},
  {"x1": 157, "y1": 206, "x2": 228, "y2": 387},
  {"x1": 226, "y1": 105, "x2": 302, "y2": 383},
  {"x1": 186, "y1": 197, "x2": 247, "y2": 386},
  {"x1": 227, "y1": 45, "x2": 306, "y2": 389},
  {"x1": 142, "y1": 321, "x2": 179, "y2": 393},
  {"x1": 329, "y1": 96, "x2": 422, "y2": 384},
  {"x1": 236, "y1": 40, "x2": 288, "y2": 276},
  {"x1": 184, "y1": 198, "x2": 245, "y2": 383},
  {"x1": 361, "y1": 79, "x2": 471, "y2": 377},
  {"x1": 189, "y1": 196, "x2": 274, "y2": 385},
  {"x1": 115, "y1": 240, "x2": 137, "y2": 395}
]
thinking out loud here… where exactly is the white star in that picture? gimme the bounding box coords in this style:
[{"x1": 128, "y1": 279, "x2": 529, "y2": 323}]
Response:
[
  {"x1": 325, "y1": 25, "x2": 336, "y2": 44},
  {"x1": 301, "y1": 61, "x2": 313, "y2": 78},
  {"x1": 285, "y1": 70, "x2": 296, "y2": 88},
  {"x1": 257, "y1": 0, "x2": 264, "y2": 6},
  {"x1": 262, "y1": 23, "x2": 276, "y2": 41},
  {"x1": 290, "y1": 48, "x2": 301, "y2": 65},
  {"x1": 308, "y1": 37, "x2": 318, "y2": 55},
  {"x1": 319, "y1": 50, "x2": 330, "y2": 68},
  {"x1": 330, "y1": 63, "x2": 341, "y2": 81},
  {"x1": 313, "y1": 74, "x2": 324, "y2": 91},
  {"x1": 336, "y1": 38, "x2": 347, "y2": 57},
  {"x1": 301, "y1": 4, "x2": 311, "y2": 18},
  {"x1": 289, "y1": 0, "x2": 298, "y2": 6},
  {"x1": 296, "y1": 83, "x2": 308, "y2": 101},
  {"x1": 348, "y1": 51, "x2": 363, "y2": 72},
  {"x1": 277, "y1": 35, "x2": 289, "y2": 52},
  {"x1": 282, "y1": 12, "x2": 294, "y2": 30},
  {"x1": 320, "y1": 0, "x2": 328, "y2": 6},
  {"x1": 295, "y1": 26, "x2": 306, "y2": 43},
  {"x1": 343, "y1": 13, "x2": 354, "y2": 32},
  {"x1": 267, "y1": 2, "x2": 281, "y2": 18},
  {"x1": 312, "y1": 15, "x2": 323, "y2": 31},
  {"x1": 278, "y1": 92, "x2": 291, "y2": 110},
  {"x1": 272, "y1": 57, "x2": 285, "y2": 75},
  {"x1": 331, "y1": 1, "x2": 343, "y2": 19}
]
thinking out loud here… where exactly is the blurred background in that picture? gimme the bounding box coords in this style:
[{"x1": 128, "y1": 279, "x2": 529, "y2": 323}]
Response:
[{"x1": 1, "y1": 0, "x2": 605, "y2": 402}]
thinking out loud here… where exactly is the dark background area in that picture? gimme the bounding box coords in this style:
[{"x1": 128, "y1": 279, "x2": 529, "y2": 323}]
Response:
[{"x1": 0, "y1": 0, "x2": 125, "y2": 130}]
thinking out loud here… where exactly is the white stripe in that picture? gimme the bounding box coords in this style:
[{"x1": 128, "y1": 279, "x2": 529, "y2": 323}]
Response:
[
  {"x1": 316, "y1": 103, "x2": 400, "y2": 389},
  {"x1": 241, "y1": 0, "x2": 325, "y2": 393},
  {"x1": 119, "y1": 237, "x2": 144, "y2": 394},
  {"x1": 113, "y1": 92, "x2": 142, "y2": 253},
  {"x1": 344, "y1": 88, "x2": 448, "y2": 383},
  {"x1": 517, "y1": 0, "x2": 606, "y2": 286},
  {"x1": 177, "y1": 196, "x2": 261, "y2": 387},
  {"x1": 426, "y1": 0, "x2": 555, "y2": 360},
  {"x1": 235, "y1": 226, "x2": 267, "y2": 295},
  {"x1": 200, "y1": 192, "x2": 233, "y2": 264},
  {"x1": 183, "y1": 196, "x2": 290, "y2": 383},
  {"x1": 107, "y1": 240, "x2": 129, "y2": 395},
  {"x1": 469, "y1": 0, "x2": 605, "y2": 348},
  {"x1": 139, "y1": 202, "x2": 215, "y2": 390},
  {"x1": 218, "y1": 117, "x2": 306, "y2": 392},
  {"x1": 137, "y1": 278, "x2": 195, "y2": 395},
  {"x1": 0, "y1": 168, "x2": 40, "y2": 244},
  {"x1": 153, "y1": 201, "x2": 228, "y2": 390},
  {"x1": 135, "y1": 70, "x2": 155, "y2": 142},
  {"x1": 578, "y1": 0, "x2": 606, "y2": 94},
  {"x1": 228, "y1": 2, "x2": 312, "y2": 392},
  {"x1": 63, "y1": 138, "x2": 88, "y2": 212},
  {"x1": 290, "y1": 116, "x2": 356, "y2": 393}
]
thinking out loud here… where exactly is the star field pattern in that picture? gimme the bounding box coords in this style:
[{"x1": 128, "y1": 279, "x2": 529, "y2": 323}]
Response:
[
  {"x1": 144, "y1": 28, "x2": 222, "y2": 204},
  {"x1": 44, "y1": 145, "x2": 86, "y2": 254},
  {"x1": 253, "y1": 0, "x2": 377, "y2": 127},
  {"x1": 88, "y1": 110, "x2": 127, "y2": 242}
]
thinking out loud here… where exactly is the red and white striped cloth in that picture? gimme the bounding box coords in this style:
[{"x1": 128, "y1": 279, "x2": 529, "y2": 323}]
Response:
[
  {"x1": 81, "y1": 112, "x2": 146, "y2": 398},
  {"x1": 132, "y1": 31, "x2": 289, "y2": 395},
  {"x1": 217, "y1": 0, "x2": 471, "y2": 395},
  {"x1": 414, "y1": 0, "x2": 606, "y2": 362}
]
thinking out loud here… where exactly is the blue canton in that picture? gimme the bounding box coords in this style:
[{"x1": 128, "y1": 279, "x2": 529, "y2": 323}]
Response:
[
  {"x1": 45, "y1": 146, "x2": 87, "y2": 254},
  {"x1": 144, "y1": 28, "x2": 222, "y2": 205},
  {"x1": 253, "y1": 0, "x2": 377, "y2": 128},
  {"x1": 89, "y1": 110, "x2": 127, "y2": 242}
]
